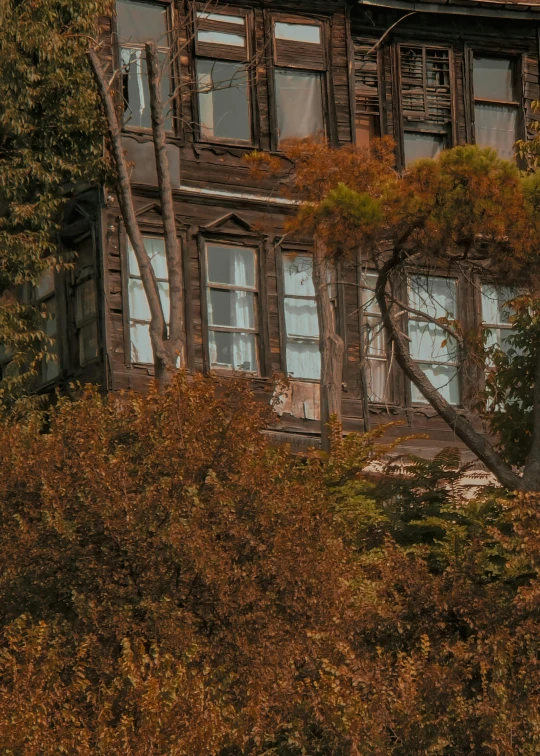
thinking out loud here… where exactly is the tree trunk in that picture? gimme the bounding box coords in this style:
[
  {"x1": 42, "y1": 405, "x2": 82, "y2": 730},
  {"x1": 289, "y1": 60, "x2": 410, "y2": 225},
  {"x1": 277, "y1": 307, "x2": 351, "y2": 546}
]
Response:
[
  {"x1": 312, "y1": 236, "x2": 344, "y2": 452},
  {"x1": 87, "y1": 49, "x2": 174, "y2": 386},
  {"x1": 146, "y1": 41, "x2": 185, "y2": 376}
]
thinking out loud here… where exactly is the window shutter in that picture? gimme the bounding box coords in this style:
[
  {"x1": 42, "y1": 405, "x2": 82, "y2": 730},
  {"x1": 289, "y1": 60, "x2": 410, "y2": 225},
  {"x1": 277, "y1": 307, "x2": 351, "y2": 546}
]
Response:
[
  {"x1": 354, "y1": 40, "x2": 379, "y2": 118},
  {"x1": 195, "y1": 8, "x2": 248, "y2": 62},
  {"x1": 400, "y1": 46, "x2": 452, "y2": 125},
  {"x1": 273, "y1": 20, "x2": 325, "y2": 70}
]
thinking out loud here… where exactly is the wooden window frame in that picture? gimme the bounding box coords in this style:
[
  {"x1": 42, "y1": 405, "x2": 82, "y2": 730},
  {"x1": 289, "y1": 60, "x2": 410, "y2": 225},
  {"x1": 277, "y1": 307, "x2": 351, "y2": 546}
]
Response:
[
  {"x1": 359, "y1": 270, "x2": 391, "y2": 405},
  {"x1": 72, "y1": 263, "x2": 100, "y2": 369},
  {"x1": 267, "y1": 13, "x2": 331, "y2": 152},
  {"x1": 198, "y1": 232, "x2": 269, "y2": 377},
  {"x1": 191, "y1": 4, "x2": 255, "y2": 147},
  {"x1": 395, "y1": 41, "x2": 456, "y2": 170},
  {"x1": 353, "y1": 38, "x2": 384, "y2": 148},
  {"x1": 114, "y1": 0, "x2": 177, "y2": 136}
]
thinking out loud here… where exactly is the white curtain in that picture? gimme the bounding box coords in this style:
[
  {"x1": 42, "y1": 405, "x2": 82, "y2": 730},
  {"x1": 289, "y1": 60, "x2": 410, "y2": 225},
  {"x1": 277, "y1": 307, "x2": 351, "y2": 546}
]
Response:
[
  {"x1": 275, "y1": 71, "x2": 324, "y2": 142},
  {"x1": 474, "y1": 104, "x2": 517, "y2": 161}
]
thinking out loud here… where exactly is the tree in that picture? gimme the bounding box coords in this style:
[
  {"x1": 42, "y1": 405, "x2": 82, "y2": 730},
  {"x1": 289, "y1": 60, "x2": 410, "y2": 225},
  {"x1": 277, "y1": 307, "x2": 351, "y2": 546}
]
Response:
[
  {"x1": 250, "y1": 141, "x2": 540, "y2": 490},
  {"x1": 0, "y1": 0, "x2": 108, "y2": 411}
]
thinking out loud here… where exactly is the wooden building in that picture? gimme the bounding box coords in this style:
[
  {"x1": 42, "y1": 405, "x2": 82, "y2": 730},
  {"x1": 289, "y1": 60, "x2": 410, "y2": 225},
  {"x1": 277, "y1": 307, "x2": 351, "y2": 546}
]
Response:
[{"x1": 17, "y1": 0, "x2": 540, "y2": 457}]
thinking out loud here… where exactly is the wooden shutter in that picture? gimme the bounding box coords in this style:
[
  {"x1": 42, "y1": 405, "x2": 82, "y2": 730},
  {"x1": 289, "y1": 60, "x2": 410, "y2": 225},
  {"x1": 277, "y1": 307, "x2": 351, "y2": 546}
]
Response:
[
  {"x1": 273, "y1": 18, "x2": 325, "y2": 70},
  {"x1": 400, "y1": 45, "x2": 452, "y2": 125},
  {"x1": 354, "y1": 40, "x2": 379, "y2": 118},
  {"x1": 195, "y1": 7, "x2": 248, "y2": 62}
]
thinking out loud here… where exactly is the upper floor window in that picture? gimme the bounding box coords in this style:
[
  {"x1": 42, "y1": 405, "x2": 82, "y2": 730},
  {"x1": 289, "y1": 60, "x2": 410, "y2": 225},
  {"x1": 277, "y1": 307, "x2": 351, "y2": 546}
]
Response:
[
  {"x1": 399, "y1": 45, "x2": 453, "y2": 166},
  {"x1": 127, "y1": 236, "x2": 170, "y2": 364},
  {"x1": 354, "y1": 40, "x2": 380, "y2": 148},
  {"x1": 408, "y1": 275, "x2": 459, "y2": 404},
  {"x1": 473, "y1": 56, "x2": 519, "y2": 161},
  {"x1": 194, "y1": 8, "x2": 251, "y2": 143},
  {"x1": 204, "y1": 242, "x2": 259, "y2": 373},
  {"x1": 282, "y1": 253, "x2": 320, "y2": 380},
  {"x1": 116, "y1": 0, "x2": 172, "y2": 130},
  {"x1": 272, "y1": 19, "x2": 325, "y2": 145},
  {"x1": 481, "y1": 284, "x2": 517, "y2": 354},
  {"x1": 360, "y1": 272, "x2": 388, "y2": 402}
]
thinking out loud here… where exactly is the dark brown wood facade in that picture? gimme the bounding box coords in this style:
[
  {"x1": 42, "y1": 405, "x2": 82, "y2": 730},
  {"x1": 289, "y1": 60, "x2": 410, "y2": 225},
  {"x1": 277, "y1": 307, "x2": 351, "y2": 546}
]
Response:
[{"x1": 49, "y1": 0, "x2": 540, "y2": 458}]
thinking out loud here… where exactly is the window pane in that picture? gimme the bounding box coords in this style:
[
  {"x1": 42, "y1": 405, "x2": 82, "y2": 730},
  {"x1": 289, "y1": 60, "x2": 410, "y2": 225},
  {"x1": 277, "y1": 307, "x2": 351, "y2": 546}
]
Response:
[
  {"x1": 284, "y1": 298, "x2": 319, "y2": 338},
  {"x1": 404, "y1": 132, "x2": 444, "y2": 165},
  {"x1": 130, "y1": 322, "x2": 153, "y2": 363},
  {"x1": 283, "y1": 255, "x2": 315, "y2": 296},
  {"x1": 473, "y1": 56, "x2": 515, "y2": 102},
  {"x1": 474, "y1": 103, "x2": 517, "y2": 161},
  {"x1": 36, "y1": 270, "x2": 55, "y2": 300},
  {"x1": 116, "y1": 0, "x2": 167, "y2": 45},
  {"x1": 285, "y1": 341, "x2": 321, "y2": 380},
  {"x1": 481, "y1": 284, "x2": 516, "y2": 325},
  {"x1": 128, "y1": 237, "x2": 168, "y2": 279},
  {"x1": 76, "y1": 279, "x2": 96, "y2": 324},
  {"x1": 365, "y1": 316, "x2": 385, "y2": 357},
  {"x1": 207, "y1": 245, "x2": 255, "y2": 287},
  {"x1": 209, "y1": 330, "x2": 257, "y2": 371},
  {"x1": 197, "y1": 60, "x2": 250, "y2": 141},
  {"x1": 366, "y1": 359, "x2": 387, "y2": 402},
  {"x1": 409, "y1": 320, "x2": 457, "y2": 362},
  {"x1": 197, "y1": 30, "x2": 245, "y2": 46},
  {"x1": 361, "y1": 272, "x2": 380, "y2": 314},
  {"x1": 275, "y1": 22, "x2": 321, "y2": 44},
  {"x1": 275, "y1": 70, "x2": 324, "y2": 143},
  {"x1": 208, "y1": 290, "x2": 255, "y2": 329},
  {"x1": 411, "y1": 363, "x2": 459, "y2": 404},
  {"x1": 409, "y1": 276, "x2": 457, "y2": 319},
  {"x1": 121, "y1": 48, "x2": 171, "y2": 130},
  {"x1": 129, "y1": 277, "x2": 151, "y2": 321},
  {"x1": 43, "y1": 299, "x2": 59, "y2": 382},
  {"x1": 79, "y1": 322, "x2": 99, "y2": 366},
  {"x1": 197, "y1": 12, "x2": 245, "y2": 24}
]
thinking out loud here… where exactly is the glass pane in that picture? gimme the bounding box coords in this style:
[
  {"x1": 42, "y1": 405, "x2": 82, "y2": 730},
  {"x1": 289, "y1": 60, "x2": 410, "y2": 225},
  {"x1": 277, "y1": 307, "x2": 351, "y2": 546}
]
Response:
[
  {"x1": 365, "y1": 315, "x2": 385, "y2": 357},
  {"x1": 197, "y1": 60, "x2": 250, "y2": 141},
  {"x1": 44, "y1": 299, "x2": 57, "y2": 338},
  {"x1": 121, "y1": 48, "x2": 171, "y2": 130},
  {"x1": 130, "y1": 321, "x2": 153, "y2": 363},
  {"x1": 283, "y1": 254, "x2": 315, "y2": 297},
  {"x1": 361, "y1": 271, "x2": 380, "y2": 314},
  {"x1": 366, "y1": 358, "x2": 387, "y2": 402},
  {"x1": 286, "y1": 341, "x2": 321, "y2": 380},
  {"x1": 128, "y1": 278, "x2": 169, "y2": 322},
  {"x1": 209, "y1": 330, "x2": 257, "y2": 371},
  {"x1": 474, "y1": 103, "x2": 517, "y2": 161},
  {"x1": 409, "y1": 321, "x2": 457, "y2": 363},
  {"x1": 411, "y1": 363, "x2": 459, "y2": 404},
  {"x1": 36, "y1": 269, "x2": 55, "y2": 300},
  {"x1": 284, "y1": 297, "x2": 319, "y2": 338},
  {"x1": 275, "y1": 22, "x2": 321, "y2": 44},
  {"x1": 473, "y1": 56, "x2": 515, "y2": 102},
  {"x1": 128, "y1": 237, "x2": 168, "y2": 279},
  {"x1": 116, "y1": 0, "x2": 168, "y2": 45},
  {"x1": 275, "y1": 70, "x2": 324, "y2": 143},
  {"x1": 207, "y1": 245, "x2": 255, "y2": 287},
  {"x1": 76, "y1": 279, "x2": 97, "y2": 324},
  {"x1": 481, "y1": 284, "x2": 516, "y2": 325},
  {"x1": 43, "y1": 299, "x2": 59, "y2": 382},
  {"x1": 197, "y1": 30, "x2": 245, "y2": 46},
  {"x1": 404, "y1": 132, "x2": 444, "y2": 166},
  {"x1": 208, "y1": 290, "x2": 255, "y2": 329},
  {"x1": 79, "y1": 322, "x2": 99, "y2": 365},
  {"x1": 409, "y1": 276, "x2": 457, "y2": 319},
  {"x1": 485, "y1": 326, "x2": 514, "y2": 354},
  {"x1": 197, "y1": 12, "x2": 245, "y2": 24}
]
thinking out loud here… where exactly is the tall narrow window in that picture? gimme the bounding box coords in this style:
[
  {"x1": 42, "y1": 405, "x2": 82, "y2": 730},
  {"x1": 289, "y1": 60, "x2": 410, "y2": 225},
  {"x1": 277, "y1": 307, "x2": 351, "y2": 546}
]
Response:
[
  {"x1": 408, "y1": 276, "x2": 459, "y2": 404},
  {"x1": 360, "y1": 272, "x2": 388, "y2": 402},
  {"x1": 195, "y1": 9, "x2": 250, "y2": 142},
  {"x1": 35, "y1": 270, "x2": 60, "y2": 384},
  {"x1": 399, "y1": 45, "x2": 452, "y2": 166},
  {"x1": 282, "y1": 253, "x2": 320, "y2": 380},
  {"x1": 127, "y1": 237, "x2": 170, "y2": 364},
  {"x1": 273, "y1": 20, "x2": 325, "y2": 145},
  {"x1": 205, "y1": 243, "x2": 258, "y2": 372},
  {"x1": 117, "y1": 0, "x2": 171, "y2": 130},
  {"x1": 75, "y1": 278, "x2": 99, "y2": 366},
  {"x1": 473, "y1": 56, "x2": 519, "y2": 161},
  {"x1": 354, "y1": 41, "x2": 380, "y2": 148},
  {"x1": 481, "y1": 284, "x2": 517, "y2": 353}
]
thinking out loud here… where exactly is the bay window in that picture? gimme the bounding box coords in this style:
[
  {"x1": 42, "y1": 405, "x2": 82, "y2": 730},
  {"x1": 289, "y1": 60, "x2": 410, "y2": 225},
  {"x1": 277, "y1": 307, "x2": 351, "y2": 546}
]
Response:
[
  {"x1": 116, "y1": 0, "x2": 172, "y2": 130},
  {"x1": 205, "y1": 243, "x2": 259, "y2": 373},
  {"x1": 408, "y1": 275, "x2": 459, "y2": 404},
  {"x1": 282, "y1": 253, "x2": 321, "y2": 380}
]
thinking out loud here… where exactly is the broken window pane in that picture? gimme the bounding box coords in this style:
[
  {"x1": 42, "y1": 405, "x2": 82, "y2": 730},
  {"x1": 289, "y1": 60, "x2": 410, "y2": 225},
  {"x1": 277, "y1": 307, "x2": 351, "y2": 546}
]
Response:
[
  {"x1": 275, "y1": 70, "x2": 324, "y2": 143},
  {"x1": 116, "y1": 0, "x2": 168, "y2": 45},
  {"x1": 283, "y1": 254, "x2": 320, "y2": 380},
  {"x1": 404, "y1": 132, "x2": 445, "y2": 165},
  {"x1": 121, "y1": 48, "x2": 171, "y2": 130},
  {"x1": 197, "y1": 60, "x2": 250, "y2": 141},
  {"x1": 275, "y1": 22, "x2": 321, "y2": 44}
]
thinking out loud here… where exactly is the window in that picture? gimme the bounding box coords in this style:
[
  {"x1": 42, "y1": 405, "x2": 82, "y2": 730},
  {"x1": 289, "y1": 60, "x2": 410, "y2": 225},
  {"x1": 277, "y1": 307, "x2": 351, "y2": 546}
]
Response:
[
  {"x1": 473, "y1": 56, "x2": 519, "y2": 161},
  {"x1": 75, "y1": 278, "x2": 99, "y2": 366},
  {"x1": 360, "y1": 272, "x2": 388, "y2": 402},
  {"x1": 195, "y1": 9, "x2": 251, "y2": 142},
  {"x1": 273, "y1": 19, "x2": 325, "y2": 145},
  {"x1": 116, "y1": 0, "x2": 171, "y2": 130},
  {"x1": 481, "y1": 284, "x2": 517, "y2": 354},
  {"x1": 282, "y1": 254, "x2": 320, "y2": 380},
  {"x1": 354, "y1": 40, "x2": 381, "y2": 148},
  {"x1": 127, "y1": 236, "x2": 170, "y2": 364},
  {"x1": 35, "y1": 270, "x2": 60, "y2": 384},
  {"x1": 205, "y1": 243, "x2": 258, "y2": 372},
  {"x1": 408, "y1": 275, "x2": 459, "y2": 404},
  {"x1": 399, "y1": 45, "x2": 452, "y2": 166}
]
